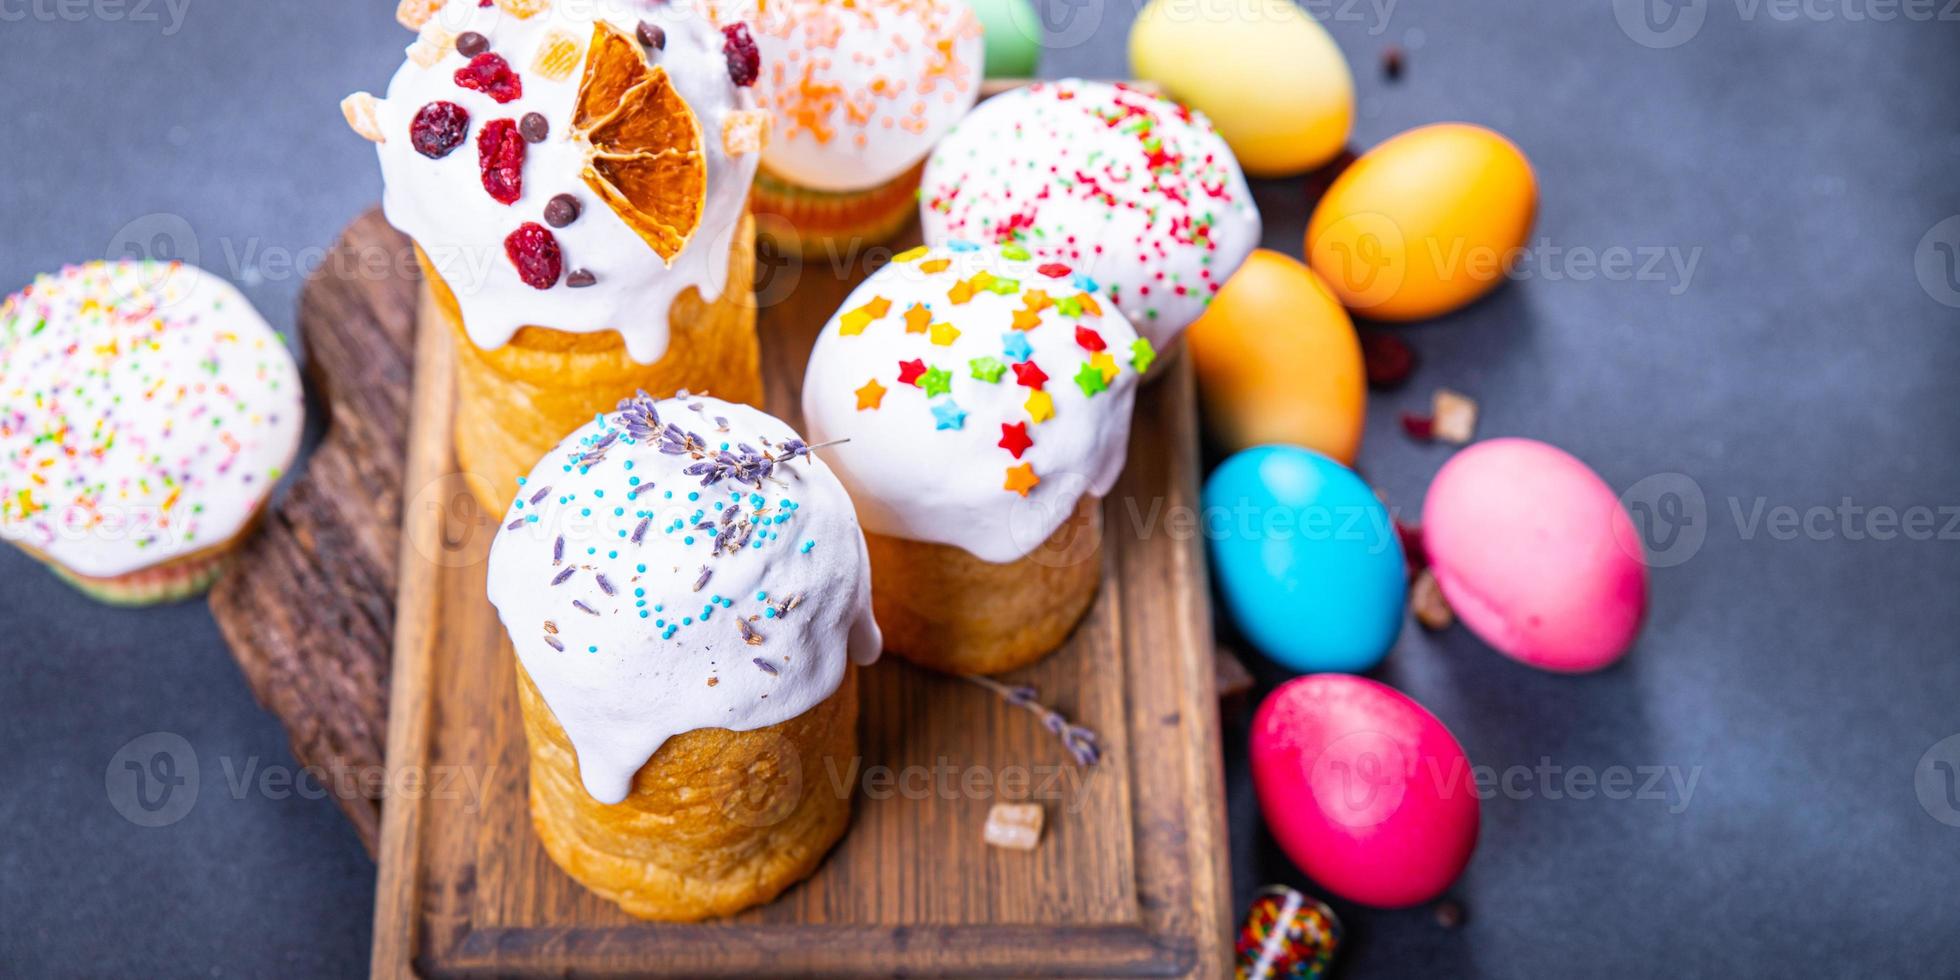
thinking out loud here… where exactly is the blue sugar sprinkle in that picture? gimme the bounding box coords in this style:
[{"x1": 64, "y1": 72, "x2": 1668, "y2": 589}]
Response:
[
  {"x1": 594, "y1": 489, "x2": 604, "y2": 498},
  {"x1": 684, "y1": 536, "x2": 695, "y2": 546},
  {"x1": 755, "y1": 591, "x2": 767, "y2": 601},
  {"x1": 684, "y1": 617, "x2": 693, "y2": 625},
  {"x1": 764, "y1": 608, "x2": 777, "y2": 618},
  {"x1": 655, "y1": 603, "x2": 663, "y2": 611},
  {"x1": 664, "y1": 490, "x2": 673, "y2": 499},
  {"x1": 635, "y1": 587, "x2": 645, "y2": 597},
  {"x1": 636, "y1": 564, "x2": 646, "y2": 574},
  {"x1": 586, "y1": 547, "x2": 596, "y2": 555},
  {"x1": 617, "y1": 530, "x2": 627, "y2": 538},
  {"x1": 624, "y1": 461, "x2": 634, "y2": 470},
  {"x1": 801, "y1": 540, "x2": 816, "y2": 553},
  {"x1": 688, "y1": 492, "x2": 700, "y2": 501},
  {"x1": 517, "y1": 477, "x2": 528, "y2": 486},
  {"x1": 629, "y1": 476, "x2": 641, "y2": 485},
  {"x1": 580, "y1": 508, "x2": 591, "y2": 517},
  {"x1": 587, "y1": 645, "x2": 598, "y2": 653},
  {"x1": 640, "y1": 610, "x2": 649, "y2": 618},
  {"x1": 527, "y1": 514, "x2": 538, "y2": 524},
  {"x1": 607, "y1": 550, "x2": 618, "y2": 559},
  {"x1": 614, "y1": 507, "x2": 624, "y2": 516}
]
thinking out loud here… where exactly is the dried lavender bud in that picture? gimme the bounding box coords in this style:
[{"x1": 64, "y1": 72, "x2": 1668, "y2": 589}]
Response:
[{"x1": 551, "y1": 566, "x2": 576, "y2": 586}]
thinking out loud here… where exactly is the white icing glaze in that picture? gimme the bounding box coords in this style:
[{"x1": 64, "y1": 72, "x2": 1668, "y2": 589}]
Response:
[
  {"x1": 918, "y1": 79, "x2": 1262, "y2": 349},
  {"x1": 721, "y1": 0, "x2": 982, "y2": 191},
  {"x1": 800, "y1": 243, "x2": 1147, "y2": 564},
  {"x1": 486, "y1": 394, "x2": 880, "y2": 804},
  {"x1": 372, "y1": 0, "x2": 759, "y2": 363},
  {"x1": 0, "y1": 261, "x2": 302, "y2": 578}
]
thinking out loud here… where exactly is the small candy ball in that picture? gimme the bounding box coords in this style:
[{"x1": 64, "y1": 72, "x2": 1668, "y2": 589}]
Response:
[
  {"x1": 1251, "y1": 675, "x2": 1480, "y2": 908},
  {"x1": 1307, "y1": 123, "x2": 1537, "y2": 322},
  {"x1": 1186, "y1": 250, "x2": 1366, "y2": 465},
  {"x1": 1235, "y1": 885, "x2": 1342, "y2": 979},
  {"x1": 1204, "y1": 446, "x2": 1404, "y2": 673},
  {"x1": 1421, "y1": 438, "x2": 1648, "y2": 672}
]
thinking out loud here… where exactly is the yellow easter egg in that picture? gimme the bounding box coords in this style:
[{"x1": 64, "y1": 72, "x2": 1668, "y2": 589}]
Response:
[
  {"x1": 1186, "y1": 249, "x2": 1366, "y2": 464},
  {"x1": 1307, "y1": 123, "x2": 1538, "y2": 322},
  {"x1": 1129, "y1": 0, "x2": 1353, "y2": 177}
]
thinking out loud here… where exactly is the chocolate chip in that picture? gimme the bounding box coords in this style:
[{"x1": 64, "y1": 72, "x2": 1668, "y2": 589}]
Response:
[
  {"x1": 456, "y1": 32, "x2": 488, "y2": 58},
  {"x1": 636, "y1": 21, "x2": 666, "y2": 51},
  {"x1": 566, "y1": 269, "x2": 597, "y2": 288},
  {"x1": 543, "y1": 193, "x2": 581, "y2": 228},
  {"x1": 519, "y1": 112, "x2": 549, "y2": 143}
]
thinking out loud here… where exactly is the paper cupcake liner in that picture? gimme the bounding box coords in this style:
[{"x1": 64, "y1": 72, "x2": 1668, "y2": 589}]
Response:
[{"x1": 752, "y1": 164, "x2": 925, "y2": 259}]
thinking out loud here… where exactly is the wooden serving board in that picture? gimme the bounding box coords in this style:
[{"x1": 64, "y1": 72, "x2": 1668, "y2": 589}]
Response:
[{"x1": 217, "y1": 208, "x2": 1229, "y2": 976}]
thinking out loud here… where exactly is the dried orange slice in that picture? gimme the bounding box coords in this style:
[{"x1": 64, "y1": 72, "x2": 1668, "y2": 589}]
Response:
[{"x1": 572, "y1": 21, "x2": 706, "y2": 264}]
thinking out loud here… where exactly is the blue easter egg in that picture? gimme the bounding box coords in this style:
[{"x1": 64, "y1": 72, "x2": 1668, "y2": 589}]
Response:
[{"x1": 1203, "y1": 446, "x2": 1406, "y2": 673}]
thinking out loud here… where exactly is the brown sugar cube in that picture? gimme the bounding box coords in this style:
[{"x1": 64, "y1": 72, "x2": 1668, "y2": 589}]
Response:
[
  {"x1": 1411, "y1": 568, "x2": 1454, "y2": 631},
  {"x1": 1431, "y1": 388, "x2": 1479, "y2": 444},
  {"x1": 984, "y1": 803, "x2": 1044, "y2": 851}
]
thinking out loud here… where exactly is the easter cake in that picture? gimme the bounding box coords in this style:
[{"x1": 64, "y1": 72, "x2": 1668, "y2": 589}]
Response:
[
  {"x1": 726, "y1": 0, "x2": 984, "y2": 255},
  {"x1": 0, "y1": 260, "x2": 303, "y2": 605},
  {"x1": 801, "y1": 241, "x2": 1149, "y2": 674},
  {"x1": 486, "y1": 392, "x2": 880, "y2": 920},
  {"x1": 919, "y1": 79, "x2": 1261, "y2": 353},
  {"x1": 348, "y1": 0, "x2": 768, "y2": 511}
]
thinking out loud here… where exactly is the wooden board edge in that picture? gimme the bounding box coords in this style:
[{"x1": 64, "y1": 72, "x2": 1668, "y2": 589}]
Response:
[
  {"x1": 371, "y1": 289, "x2": 457, "y2": 980},
  {"x1": 1164, "y1": 359, "x2": 1235, "y2": 975}
]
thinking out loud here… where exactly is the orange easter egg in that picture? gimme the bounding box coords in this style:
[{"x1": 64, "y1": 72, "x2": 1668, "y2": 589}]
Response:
[
  {"x1": 1185, "y1": 250, "x2": 1366, "y2": 464},
  {"x1": 1307, "y1": 123, "x2": 1537, "y2": 322}
]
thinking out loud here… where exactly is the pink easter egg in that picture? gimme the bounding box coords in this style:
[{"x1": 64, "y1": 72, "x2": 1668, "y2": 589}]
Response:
[
  {"x1": 1421, "y1": 438, "x2": 1648, "y2": 672},
  {"x1": 1251, "y1": 675, "x2": 1480, "y2": 908}
]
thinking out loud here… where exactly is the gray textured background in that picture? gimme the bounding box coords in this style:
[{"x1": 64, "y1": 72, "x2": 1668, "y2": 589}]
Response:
[{"x1": 4, "y1": 1, "x2": 1959, "y2": 977}]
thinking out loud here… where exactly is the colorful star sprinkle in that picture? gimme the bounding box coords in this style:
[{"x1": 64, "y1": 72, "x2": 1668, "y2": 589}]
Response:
[
  {"x1": 1011, "y1": 308, "x2": 1042, "y2": 331},
  {"x1": 855, "y1": 378, "x2": 887, "y2": 410},
  {"x1": 999, "y1": 422, "x2": 1032, "y2": 458},
  {"x1": 1091, "y1": 351, "x2": 1119, "y2": 383},
  {"x1": 929, "y1": 322, "x2": 961, "y2": 346},
  {"x1": 1012, "y1": 360, "x2": 1048, "y2": 389},
  {"x1": 931, "y1": 399, "x2": 967, "y2": 430},
  {"x1": 969, "y1": 356, "x2": 1007, "y2": 382},
  {"x1": 893, "y1": 245, "x2": 929, "y2": 263},
  {"x1": 948, "y1": 279, "x2": 975, "y2": 304},
  {"x1": 903, "y1": 303, "x2": 932, "y2": 334},
  {"x1": 1130, "y1": 337, "x2": 1156, "y2": 374},
  {"x1": 1073, "y1": 361, "x2": 1109, "y2": 397},
  {"x1": 838, "y1": 295, "x2": 891, "y2": 336},
  {"x1": 919, "y1": 365, "x2": 953, "y2": 397},
  {"x1": 897, "y1": 358, "x2": 927, "y2": 386},
  {"x1": 920, "y1": 257, "x2": 952, "y2": 274},
  {"x1": 1025, "y1": 389, "x2": 1054, "y2": 423},
  {"x1": 1002, "y1": 331, "x2": 1033, "y2": 362},
  {"x1": 1004, "y1": 462, "x2": 1040, "y2": 496},
  {"x1": 1076, "y1": 325, "x2": 1106, "y2": 351}
]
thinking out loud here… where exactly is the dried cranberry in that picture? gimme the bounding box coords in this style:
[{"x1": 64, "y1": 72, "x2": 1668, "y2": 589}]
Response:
[
  {"x1": 454, "y1": 53, "x2": 522, "y2": 104},
  {"x1": 409, "y1": 101, "x2": 470, "y2": 160},
  {"x1": 1360, "y1": 331, "x2": 1416, "y2": 388},
  {"x1": 1400, "y1": 411, "x2": 1436, "y2": 441},
  {"x1": 455, "y1": 31, "x2": 488, "y2": 57},
  {"x1": 505, "y1": 223, "x2": 562, "y2": 289},
  {"x1": 1396, "y1": 520, "x2": 1427, "y2": 574},
  {"x1": 477, "y1": 119, "x2": 526, "y2": 204},
  {"x1": 721, "y1": 23, "x2": 759, "y2": 87}
]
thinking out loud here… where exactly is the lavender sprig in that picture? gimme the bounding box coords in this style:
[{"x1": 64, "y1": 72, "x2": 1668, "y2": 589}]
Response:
[{"x1": 962, "y1": 674, "x2": 1102, "y2": 766}]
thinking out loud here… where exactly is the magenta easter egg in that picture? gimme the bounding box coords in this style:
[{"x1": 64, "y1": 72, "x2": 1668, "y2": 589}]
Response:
[
  {"x1": 1251, "y1": 675, "x2": 1479, "y2": 908},
  {"x1": 1422, "y1": 438, "x2": 1648, "y2": 672}
]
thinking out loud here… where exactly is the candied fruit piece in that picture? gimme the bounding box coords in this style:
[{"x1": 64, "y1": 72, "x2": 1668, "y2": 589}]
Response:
[
  {"x1": 504, "y1": 222, "x2": 562, "y2": 289},
  {"x1": 497, "y1": 0, "x2": 549, "y2": 17},
  {"x1": 341, "y1": 92, "x2": 386, "y2": 144},
  {"x1": 410, "y1": 101, "x2": 470, "y2": 159},
  {"x1": 455, "y1": 52, "x2": 522, "y2": 104},
  {"x1": 395, "y1": 0, "x2": 445, "y2": 30},
  {"x1": 571, "y1": 21, "x2": 705, "y2": 264},
  {"x1": 721, "y1": 23, "x2": 759, "y2": 87},
  {"x1": 722, "y1": 109, "x2": 769, "y2": 155},
  {"x1": 532, "y1": 28, "x2": 583, "y2": 82},
  {"x1": 1361, "y1": 331, "x2": 1416, "y2": 388},
  {"x1": 477, "y1": 118, "x2": 526, "y2": 204}
]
